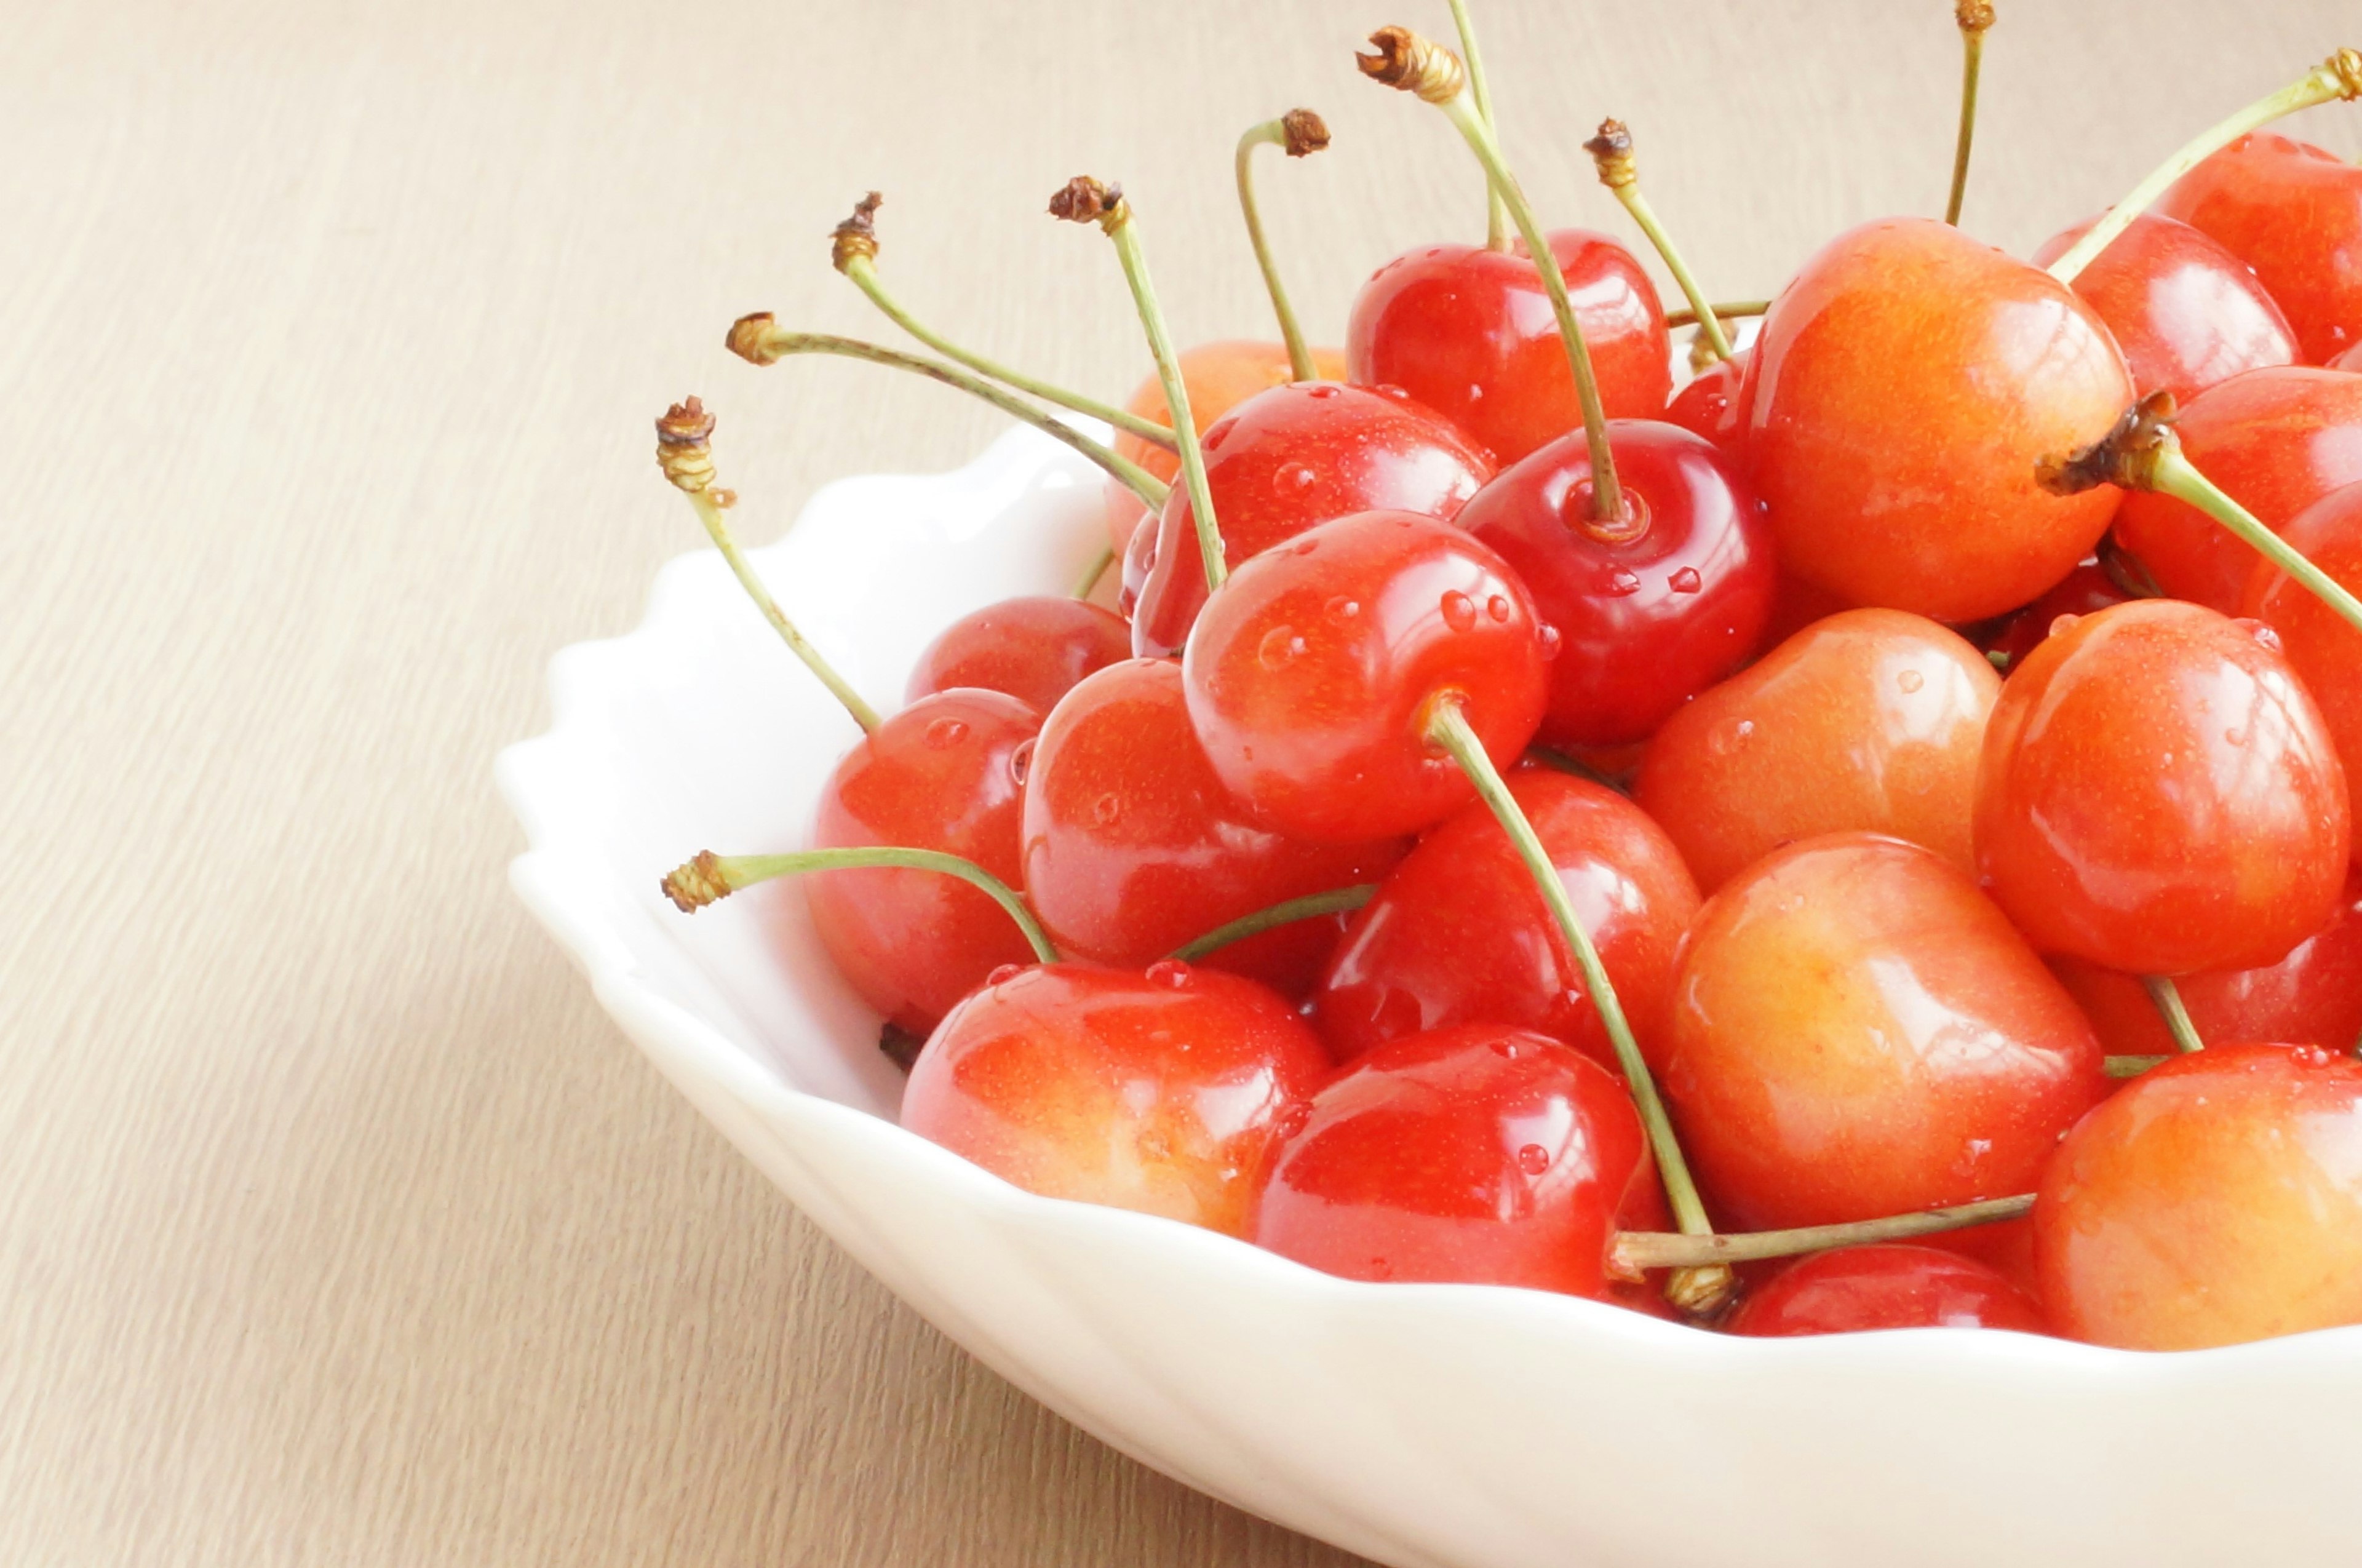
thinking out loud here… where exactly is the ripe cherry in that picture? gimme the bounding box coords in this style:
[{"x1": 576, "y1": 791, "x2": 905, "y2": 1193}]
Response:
[
  {"x1": 1347, "y1": 231, "x2": 1672, "y2": 468},
  {"x1": 1635, "y1": 608, "x2": 2000, "y2": 891},
  {"x1": 1974, "y1": 599, "x2": 2350, "y2": 974},
  {"x1": 2035, "y1": 1043, "x2": 2362, "y2": 1350},
  {"x1": 1978, "y1": 556, "x2": 2137, "y2": 672},
  {"x1": 1742, "y1": 217, "x2": 2134, "y2": 622},
  {"x1": 901, "y1": 961, "x2": 1329, "y2": 1238},
  {"x1": 1663, "y1": 351, "x2": 1747, "y2": 453},
  {"x1": 2156, "y1": 132, "x2": 2362, "y2": 364},
  {"x1": 904, "y1": 595, "x2": 1131, "y2": 715},
  {"x1": 1725, "y1": 1244, "x2": 2048, "y2": 1337},
  {"x1": 2244, "y1": 478, "x2": 2362, "y2": 856}
]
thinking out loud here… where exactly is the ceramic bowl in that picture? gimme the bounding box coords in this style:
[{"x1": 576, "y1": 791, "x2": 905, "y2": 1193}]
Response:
[{"x1": 498, "y1": 423, "x2": 2362, "y2": 1568}]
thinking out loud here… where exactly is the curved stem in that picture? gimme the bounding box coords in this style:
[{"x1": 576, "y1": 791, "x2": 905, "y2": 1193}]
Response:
[
  {"x1": 1610, "y1": 188, "x2": 1732, "y2": 362},
  {"x1": 1664, "y1": 299, "x2": 1769, "y2": 330},
  {"x1": 1235, "y1": 119, "x2": 1319, "y2": 382},
  {"x1": 681, "y1": 485, "x2": 881, "y2": 733},
  {"x1": 1446, "y1": 0, "x2": 1508, "y2": 250},
  {"x1": 2142, "y1": 974, "x2": 2206, "y2": 1054},
  {"x1": 1071, "y1": 546, "x2": 1116, "y2": 600},
  {"x1": 1171, "y1": 885, "x2": 1377, "y2": 963},
  {"x1": 2150, "y1": 445, "x2": 2362, "y2": 637},
  {"x1": 1944, "y1": 5, "x2": 1992, "y2": 226},
  {"x1": 2107, "y1": 1054, "x2": 2169, "y2": 1079},
  {"x1": 661, "y1": 847, "x2": 1057, "y2": 963},
  {"x1": 1612, "y1": 1194, "x2": 2032, "y2": 1273},
  {"x1": 1105, "y1": 215, "x2": 1227, "y2": 593},
  {"x1": 726, "y1": 321, "x2": 1170, "y2": 514}
]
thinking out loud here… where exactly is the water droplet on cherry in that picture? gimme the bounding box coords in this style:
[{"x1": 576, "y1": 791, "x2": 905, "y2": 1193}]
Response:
[
  {"x1": 1898, "y1": 669, "x2": 1925, "y2": 694},
  {"x1": 2050, "y1": 613, "x2": 2082, "y2": 639},
  {"x1": 1606, "y1": 569, "x2": 1642, "y2": 597},
  {"x1": 1325, "y1": 595, "x2": 1361, "y2": 622},
  {"x1": 1439, "y1": 591, "x2": 1477, "y2": 632},
  {"x1": 2239, "y1": 618, "x2": 2284, "y2": 653},
  {"x1": 1485, "y1": 594, "x2": 1512, "y2": 623},
  {"x1": 1258, "y1": 625, "x2": 1308, "y2": 668},
  {"x1": 923, "y1": 717, "x2": 969, "y2": 749},
  {"x1": 1274, "y1": 463, "x2": 1316, "y2": 493},
  {"x1": 1538, "y1": 624, "x2": 1563, "y2": 661},
  {"x1": 1144, "y1": 958, "x2": 1193, "y2": 989},
  {"x1": 1092, "y1": 792, "x2": 1123, "y2": 826},
  {"x1": 1306, "y1": 383, "x2": 1339, "y2": 399},
  {"x1": 1009, "y1": 737, "x2": 1035, "y2": 785},
  {"x1": 1516, "y1": 1144, "x2": 1552, "y2": 1176},
  {"x1": 1668, "y1": 567, "x2": 1703, "y2": 595},
  {"x1": 986, "y1": 964, "x2": 1024, "y2": 986}
]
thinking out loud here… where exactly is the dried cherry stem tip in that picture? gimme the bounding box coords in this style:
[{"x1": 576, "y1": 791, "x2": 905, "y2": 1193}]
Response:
[
  {"x1": 1585, "y1": 118, "x2": 1731, "y2": 363},
  {"x1": 1612, "y1": 1194, "x2": 2033, "y2": 1273},
  {"x1": 1945, "y1": 1, "x2": 1995, "y2": 227},
  {"x1": 661, "y1": 846, "x2": 1058, "y2": 963},
  {"x1": 1235, "y1": 111, "x2": 1331, "y2": 383},
  {"x1": 1171, "y1": 885, "x2": 1377, "y2": 963},
  {"x1": 2048, "y1": 47, "x2": 2362, "y2": 283},
  {"x1": 654, "y1": 399, "x2": 881, "y2": 733},
  {"x1": 2143, "y1": 974, "x2": 2206, "y2": 1053}
]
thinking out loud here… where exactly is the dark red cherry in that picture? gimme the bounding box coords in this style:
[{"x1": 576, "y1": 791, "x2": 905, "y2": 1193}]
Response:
[
  {"x1": 1979, "y1": 557, "x2": 2135, "y2": 671},
  {"x1": 1726, "y1": 1244, "x2": 2048, "y2": 1337},
  {"x1": 2157, "y1": 132, "x2": 2362, "y2": 364},
  {"x1": 905, "y1": 595, "x2": 1131, "y2": 715},
  {"x1": 1347, "y1": 231, "x2": 1673, "y2": 468}
]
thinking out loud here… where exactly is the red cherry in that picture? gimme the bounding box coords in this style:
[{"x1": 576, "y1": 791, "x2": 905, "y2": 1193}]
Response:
[
  {"x1": 1725, "y1": 1244, "x2": 2048, "y2": 1337},
  {"x1": 1663, "y1": 350, "x2": 1748, "y2": 453},
  {"x1": 2031, "y1": 212, "x2": 2297, "y2": 407},
  {"x1": 904, "y1": 595, "x2": 1131, "y2": 715},
  {"x1": 1978, "y1": 557, "x2": 2136, "y2": 671},
  {"x1": 1126, "y1": 380, "x2": 1494, "y2": 658},
  {"x1": 1636, "y1": 608, "x2": 2000, "y2": 891},
  {"x1": 806, "y1": 690, "x2": 1040, "y2": 1034},
  {"x1": 1743, "y1": 217, "x2": 2134, "y2": 621},
  {"x1": 1346, "y1": 231, "x2": 1673, "y2": 468},
  {"x1": 1311, "y1": 766, "x2": 1700, "y2": 1068},
  {"x1": 1756, "y1": 568, "x2": 1855, "y2": 649},
  {"x1": 2035, "y1": 1043, "x2": 2362, "y2": 1349},
  {"x1": 901, "y1": 961, "x2": 1329, "y2": 1237},
  {"x1": 1181, "y1": 509, "x2": 1548, "y2": 843},
  {"x1": 2156, "y1": 132, "x2": 2362, "y2": 364},
  {"x1": 1974, "y1": 599, "x2": 2350, "y2": 974},
  {"x1": 1019, "y1": 658, "x2": 1401, "y2": 982},
  {"x1": 1452, "y1": 419, "x2": 1777, "y2": 747},
  {"x1": 2109, "y1": 366, "x2": 2362, "y2": 612},
  {"x1": 1660, "y1": 834, "x2": 2107, "y2": 1231},
  {"x1": 2243, "y1": 478, "x2": 2362, "y2": 857},
  {"x1": 2334, "y1": 341, "x2": 2362, "y2": 373},
  {"x1": 1250, "y1": 1025, "x2": 1666, "y2": 1299}
]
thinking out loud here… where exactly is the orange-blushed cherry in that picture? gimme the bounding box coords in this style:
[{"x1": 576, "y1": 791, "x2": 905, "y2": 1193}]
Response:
[
  {"x1": 2156, "y1": 131, "x2": 2362, "y2": 364},
  {"x1": 1974, "y1": 598, "x2": 2350, "y2": 974},
  {"x1": 1635, "y1": 608, "x2": 2000, "y2": 891},
  {"x1": 901, "y1": 961, "x2": 1330, "y2": 1238},
  {"x1": 904, "y1": 595, "x2": 1131, "y2": 716},
  {"x1": 2244, "y1": 477, "x2": 2362, "y2": 856},
  {"x1": 1725, "y1": 1244, "x2": 2048, "y2": 1338}
]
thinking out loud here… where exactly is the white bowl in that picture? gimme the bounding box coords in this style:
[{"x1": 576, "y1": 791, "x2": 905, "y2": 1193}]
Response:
[{"x1": 499, "y1": 424, "x2": 2362, "y2": 1568}]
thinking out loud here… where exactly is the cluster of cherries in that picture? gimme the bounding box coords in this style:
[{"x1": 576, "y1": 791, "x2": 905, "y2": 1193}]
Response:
[{"x1": 655, "y1": 7, "x2": 2362, "y2": 1353}]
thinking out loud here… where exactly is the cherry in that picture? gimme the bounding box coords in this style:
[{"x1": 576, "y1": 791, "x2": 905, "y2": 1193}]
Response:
[
  {"x1": 1663, "y1": 350, "x2": 1747, "y2": 453},
  {"x1": 2108, "y1": 367, "x2": 2362, "y2": 611},
  {"x1": 901, "y1": 961, "x2": 1329, "y2": 1238},
  {"x1": 1346, "y1": 230, "x2": 1672, "y2": 468},
  {"x1": 1741, "y1": 217, "x2": 2134, "y2": 622},
  {"x1": 904, "y1": 595, "x2": 1131, "y2": 715},
  {"x1": 1755, "y1": 568, "x2": 1853, "y2": 649},
  {"x1": 1725, "y1": 1244, "x2": 2047, "y2": 1338},
  {"x1": 2030, "y1": 212, "x2": 2297, "y2": 407},
  {"x1": 1249, "y1": 1024, "x2": 1668, "y2": 1300},
  {"x1": 1311, "y1": 765, "x2": 1700, "y2": 1069},
  {"x1": 2243, "y1": 478, "x2": 2362, "y2": 856},
  {"x1": 1635, "y1": 608, "x2": 2000, "y2": 891},
  {"x1": 2155, "y1": 132, "x2": 2362, "y2": 364},
  {"x1": 1659, "y1": 834, "x2": 2107, "y2": 1231},
  {"x1": 1181, "y1": 508, "x2": 1548, "y2": 843},
  {"x1": 1974, "y1": 599, "x2": 2350, "y2": 974},
  {"x1": 1451, "y1": 418, "x2": 1778, "y2": 747},
  {"x1": 2034, "y1": 1043, "x2": 2362, "y2": 1350},
  {"x1": 1126, "y1": 380, "x2": 1495, "y2": 658},
  {"x1": 1978, "y1": 555, "x2": 2137, "y2": 672}
]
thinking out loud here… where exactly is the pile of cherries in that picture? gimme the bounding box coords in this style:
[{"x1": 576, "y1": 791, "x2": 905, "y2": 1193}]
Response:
[{"x1": 656, "y1": 8, "x2": 2362, "y2": 1353}]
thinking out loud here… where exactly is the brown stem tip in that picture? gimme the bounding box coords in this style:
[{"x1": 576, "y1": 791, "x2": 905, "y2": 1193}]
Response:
[
  {"x1": 831, "y1": 191, "x2": 883, "y2": 272},
  {"x1": 2331, "y1": 47, "x2": 2362, "y2": 100},
  {"x1": 1955, "y1": 0, "x2": 1995, "y2": 34},
  {"x1": 656, "y1": 397, "x2": 717, "y2": 491},
  {"x1": 1048, "y1": 176, "x2": 1127, "y2": 232},
  {"x1": 726, "y1": 311, "x2": 779, "y2": 365},
  {"x1": 1356, "y1": 26, "x2": 1466, "y2": 104},
  {"x1": 1584, "y1": 118, "x2": 1637, "y2": 189},
  {"x1": 661, "y1": 850, "x2": 731, "y2": 912},
  {"x1": 2036, "y1": 390, "x2": 2177, "y2": 496},
  {"x1": 1280, "y1": 108, "x2": 1331, "y2": 156}
]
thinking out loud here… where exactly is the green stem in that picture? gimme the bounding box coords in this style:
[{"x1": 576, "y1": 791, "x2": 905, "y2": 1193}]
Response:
[
  {"x1": 1235, "y1": 119, "x2": 1319, "y2": 382},
  {"x1": 1171, "y1": 886, "x2": 1377, "y2": 963},
  {"x1": 1664, "y1": 299, "x2": 1768, "y2": 330},
  {"x1": 1613, "y1": 185, "x2": 1732, "y2": 362},
  {"x1": 2151, "y1": 445, "x2": 2362, "y2": 637},
  {"x1": 1072, "y1": 546, "x2": 1116, "y2": 600},
  {"x1": 1106, "y1": 215, "x2": 1227, "y2": 593},
  {"x1": 2107, "y1": 1054, "x2": 2169, "y2": 1079},
  {"x1": 1446, "y1": 0, "x2": 1508, "y2": 250},
  {"x1": 1944, "y1": 8, "x2": 1990, "y2": 226},
  {"x1": 661, "y1": 847, "x2": 1057, "y2": 963},
  {"x1": 2142, "y1": 974, "x2": 2206, "y2": 1054},
  {"x1": 1612, "y1": 1194, "x2": 2032, "y2": 1272},
  {"x1": 682, "y1": 487, "x2": 881, "y2": 733}
]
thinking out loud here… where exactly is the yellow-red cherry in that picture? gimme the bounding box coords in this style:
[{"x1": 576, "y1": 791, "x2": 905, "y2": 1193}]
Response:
[
  {"x1": 1725, "y1": 1244, "x2": 2048, "y2": 1338},
  {"x1": 2243, "y1": 477, "x2": 2362, "y2": 860},
  {"x1": 905, "y1": 595, "x2": 1131, "y2": 716}
]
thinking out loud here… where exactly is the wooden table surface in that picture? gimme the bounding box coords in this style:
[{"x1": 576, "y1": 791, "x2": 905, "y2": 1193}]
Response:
[{"x1": 5, "y1": 1, "x2": 2356, "y2": 1562}]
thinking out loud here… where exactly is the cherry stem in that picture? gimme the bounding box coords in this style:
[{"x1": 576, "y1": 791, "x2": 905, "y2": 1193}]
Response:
[
  {"x1": 1426, "y1": 698, "x2": 1729, "y2": 1315},
  {"x1": 725, "y1": 320, "x2": 1171, "y2": 513},
  {"x1": 1586, "y1": 119, "x2": 1731, "y2": 362},
  {"x1": 1664, "y1": 300, "x2": 1769, "y2": 330},
  {"x1": 1945, "y1": 2, "x2": 1994, "y2": 226},
  {"x1": 832, "y1": 194, "x2": 1176, "y2": 448},
  {"x1": 1445, "y1": 0, "x2": 1508, "y2": 250},
  {"x1": 2143, "y1": 974, "x2": 2206, "y2": 1054},
  {"x1": 1235, "y1": 112, "x2": 1330, "y2": 382},
  {"x1": 2107, "y1": 1054, "x2": 2169, "y2": 1079},
  {"x1": 2046, "y1": 47, "x2": 2362, "y2": 284},
  {"x1": 1611, "y1": 1194, "x2": 2032, "y2": 1273},
  {"x1": 1169, "y1": 885, "x2": 1377, "y2": 963},
  {"x1": 653, "y1": 399, "x2": 881, "y2": 733},
  {"x1": 661, "y1": 847, "x2": 1058, "y2": 964},
  {"x1": 1072, "y1": 546, "x2": 1116, "y2": 600}
]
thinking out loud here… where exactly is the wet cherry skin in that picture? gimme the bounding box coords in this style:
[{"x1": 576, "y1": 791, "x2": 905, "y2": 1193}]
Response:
[
  {"x1": 2243, "y1": 479, "x2": 2362, "y2": 860},
  {"x1": 1019, "y1": 658, "x2": 1401, "y2": 984},
  {"x1": 1725, "y1": 1244, "x2": 2048, "y2": 1337},
  {"x1": 1311, "y1": 765, "x2": 1700, "y2": 1069},
  {"x1": 1636, "y1": 608, "x2": 2000, "y2": 891},
  {"x1": 2035, "y1": 1044, "x2": 2362, "y2": 1350},
  {"x1": 1742, "y1": 217, "x2": 2134, "y2": 622},
  {"x1": 806, "y1": 690, "x2": 1041, "y2": 1035},
  {"x1": 1127, "y1": 380, "x2": 1494, "y2": 658},
  {"x1": 1182, "y1": 509, "x2": 1550, "y2": 843},
  {"x1": 2109, "y1": 366, "x2": 2362, "y2": 612},
  {"x1": 901, "y1": 961, "x2": 1330, "y2": 1237},
  {"x1": 904, "y1": 595, "x2": 1131, "y2": 715},
  {"x1": 1452, "y1": 420, "x2": 1778, "y2": 747},
  {"x1": 1249, "y1": 1024, "x2": 1668, "y2": 1300},
  {"x1": 1346, "y1": 231, "x2": 1673, "y2": 467},
  {"x1": 1658, "y1": 834, "x2": 2108, "y2": 1232},
  {"x1": 2031, "y1": 212, "x2": 2297, "y2": 406},
  {"x1": 1974, "y1": 599, "x2": 2350, "y2": 974},
  {"x1": 1664, "y1": 351, "x2": 1748, "y2": 453},
  {"x1": 1978, "y1": 557, "x2": 2136, "y2": 673},
  {"x1": 2157, "y1": 132, "x2": 2362, "y2": 364}
]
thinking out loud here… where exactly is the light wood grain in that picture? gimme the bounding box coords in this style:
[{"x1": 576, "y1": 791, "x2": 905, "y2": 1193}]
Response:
[{"x1": 3, "y1": 2, "x2": 2356, "y2": 1562}]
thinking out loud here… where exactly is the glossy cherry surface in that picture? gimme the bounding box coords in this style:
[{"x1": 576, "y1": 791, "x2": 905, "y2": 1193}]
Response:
[
  {"x1": 2244, "y1": 478, "x2": 2362, "y2": 859},
  {"x1": 904, "y1": 595, "x2": 1131, "y2": 715},
  {"x1": 1311, "y1": 766, "x2": 1700, "y2": 1068},
  {"x1": 1743, "y1": 217, "x2": 2133, "y2": 622},
  {"x1": 1182, "y1": 509, "x2": 1549, "y2": 843},
  {"x1": 1347, "y1": 231, "x2": 1672, "y2": 467},
  {"x1": 1974, "y1": 599, "x2": 2350, "y2": 974},
  {"x1": 2035, "y1": 1044, "x2": 2362, "y2": 1350},
  {"x1": 1725, "y1": 1244, "x2": 2048, "y2": 1337},
  {"x1": 1452, "y1": 419, "x2": 1776, "y2": 747},
  {"x1": 1636, "y1": 608, "x2": 2000, "y2": 891},
  {"x1": 2157, "y1": 132, "x2": 2362, "y2": 364},
  {"x1": 1663, "y1": 351, "x2": 1747, "y2": 453},
  {"x1": 1660, "y1": 834, "x2": 2107, "y2": 1231},
  {"x1": 902, "y1": 961, "x2": 1329, "y2": 1237}
]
